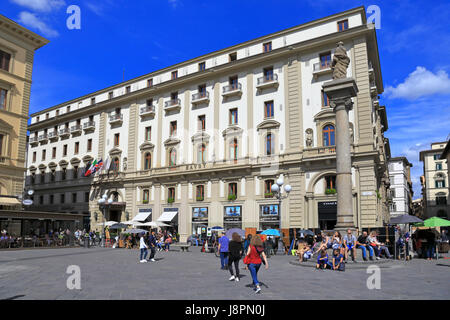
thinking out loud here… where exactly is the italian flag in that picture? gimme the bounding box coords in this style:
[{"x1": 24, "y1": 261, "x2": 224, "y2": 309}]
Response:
[
  {"x1": 85, "y1": 159, "x2": 97, "y2": 177},
  {"x1": 94, "y1": 158, "x2": 103, "y2": 175}
]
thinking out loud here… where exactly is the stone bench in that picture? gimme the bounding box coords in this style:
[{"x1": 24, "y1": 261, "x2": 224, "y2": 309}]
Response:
[{"x1": 171, "y1": 243, "x2": 190, "y2": 252}]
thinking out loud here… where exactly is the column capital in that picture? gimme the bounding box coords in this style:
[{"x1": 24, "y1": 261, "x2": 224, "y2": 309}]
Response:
[{"x1": 331, "y1": 97, "x2": 353, "y2": 112}]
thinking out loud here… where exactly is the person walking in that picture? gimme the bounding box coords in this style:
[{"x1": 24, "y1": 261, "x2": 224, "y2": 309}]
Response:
[
  {"x1": 218, "y1": 231, "x2": 229, "y2": 270},
  {"x1": 228, "y1": 233, "x2": 243, "y2": 282},
  {"x1": 148, "y1": 230, "x2": 157, "y2": 262},
  {"x1": 243, "y1": 234, "x2": 252, "y2": 257},
  {"x1": 245, "y1": 235, "x2": 268, "y2": 294},
  {"x1": 139, "y1": 232, "x2": 148, "y2": 263}
]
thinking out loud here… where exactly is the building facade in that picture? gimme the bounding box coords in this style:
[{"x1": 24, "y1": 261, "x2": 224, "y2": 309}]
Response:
[
  {"x1": 25, "y1": 7, "x2": 391, "y2": 242},
  {"x1": 439, "y1": 139, "x2": 450, "y2": 218},
  {"x1": 388, "y1": 157, "x2": 413, "y2": 216},
  {"x1": 0, "y1": 15, "x2": 48, "y2": 207},
  {"x1": 419, "y1": 142, "x2": 449, "y2": 219}
]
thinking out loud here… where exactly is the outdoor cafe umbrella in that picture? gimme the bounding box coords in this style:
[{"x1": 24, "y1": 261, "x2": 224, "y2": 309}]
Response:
[
  {"x1": 415, "y1": 217, "x2": 450, "y2": 228},
  {"x1": 96, "y1": 221, "x2": 118, "y2": 227},
  {"x1": 390, "y1": 215, "x2": 423, "y2": 224},
  {"x1": 225, "y1": 228, "x2": 245, "y2": 240},
  {"x1": 297, "y1": 229, "x2": 314, "y2": 237},
  {"x1": 109, "y1": 223, "x2": 129, "y2": 229},
  {"x1": 124, "y1": 229, "x2": 149, "y2": 234},
  {"x1": 261, "y1": 229, "x2": 281, "y2": 237}
]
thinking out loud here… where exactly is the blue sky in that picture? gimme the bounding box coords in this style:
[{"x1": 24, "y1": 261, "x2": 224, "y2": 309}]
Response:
[{"x1": 3, "y1": 0, "x2": 450, "y2": 198}]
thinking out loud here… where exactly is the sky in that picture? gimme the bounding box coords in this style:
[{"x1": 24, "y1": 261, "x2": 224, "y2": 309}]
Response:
[{"x1": 2, "y1": 0, "x2": 450, "y2": 199}]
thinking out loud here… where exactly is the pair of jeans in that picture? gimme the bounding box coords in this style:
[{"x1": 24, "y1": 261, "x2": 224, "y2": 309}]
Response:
[
  {"x1": 379, "y1": 245, "x2": 391, "y2": 258},
  {"x1": 140, "y1": 248, "x2": 148, "y2": 260},
  {"x1": 359, "y1": 245, "x2": 374, "y2": 259},
  {"x1": 426, "y1": 244, "x2": 435, "y2": 259},
  {"x1": 248, "y1": 263, "x2": 261, "y2": 286},
  {"x1": 228, "y1": 256, "x2": 240, "y2": 278},
  {"x1": 220, "y1": 252, "x2": 229, "y2": 268},
  {"x1": 149, "y1": 246, "x2": 156, "y2": 259}
]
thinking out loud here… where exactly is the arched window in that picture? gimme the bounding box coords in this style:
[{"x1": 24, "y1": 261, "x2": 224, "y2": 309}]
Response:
[
  {"x1": 265, "y1": 180, "x2": 274, "y2": 197},
  {"x1": 169, "y1": 148, "x2": 176, "y2": 167},
  {"x1": 196, "y1": 185, "x2": 205, "y2": 201},
  {"x1": 197, "y1": 144, "x2": 206, "y2": 163},
  {"x1": 144, "y1": 152, "x2": 152, "y2": 170},
  {"x1": 142, "y1": 189, "x2": 149, "y2": 204},
  {"x1": 112, "y1": 192, "x2": 119, "y2": 202},
  {"x1": 323, "y1": 125, "x2": 335, "y2": 146},
  {"x1": 113, "y1": 157, "x2": 120, "y2": 173},
  {"x1": 266, "y1": 134, "x2": 274, "y2": 155},
  {"x1": 230, "y1": 138, "x2": 238, "y2": 161}
]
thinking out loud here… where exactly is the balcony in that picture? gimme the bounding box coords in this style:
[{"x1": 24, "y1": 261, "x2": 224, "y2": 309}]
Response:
[
  {"x1": 222, "y1": 83, "x2": 242, "y2": 97},
  {"x1": 368, "y1": 61, "x2": 374, "y2": 79},
  {"x1": 0, "y1": 156, "x2": 10, "y2": 165},
  {"x1": 370, "y1": 81, "x2": 378, "y2": 97},
  {"x1": 109, "y1": 113, "x2": 123, "y2": 125},
  {"x1": 29, "y1": 136, "x2": 39, "y2": 146},
  {"x1": 59, "y1": 128, "x2": 70, "y2": 138},
  {"x1": 70, "y1": 125, "x2": 82, "y2": 135},
  {"x1": 312, "y1": 62, "x2": 332, "y2": 79},
  {"x1": 48, "y1": 131, "x2": 58, "y2": 141},
  {"x1": 140, "y1": 105, "x2": 156, "y2": 117},
  {"x1": 256, "y1": 73, "x2": 278, "y2": 90},
  {"x1": 191, "y1": 92, "x2": 209, "y2": 105},
  {"x1": 164, "y1": 98, "x2": 181, "y2": 112},
  {"x1": 38, "y1": 134, "x2": 48, "y2": 143},
  {"x1": 83, "y1": 121, "x2": 95, "y2": 132}
]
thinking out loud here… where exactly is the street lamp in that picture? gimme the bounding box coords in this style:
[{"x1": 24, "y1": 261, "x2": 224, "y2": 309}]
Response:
[
  {"x1": 271, "y1": 177, "x2": 291, "y2": 251},
  {"x1": 98, "y1": 195, "x2": 107, "y2": 247}
]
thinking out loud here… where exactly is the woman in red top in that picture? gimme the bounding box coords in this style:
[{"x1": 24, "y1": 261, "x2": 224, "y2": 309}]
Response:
[{"x1": 245, "y1": 235, "x2": 268, "y2": 294}]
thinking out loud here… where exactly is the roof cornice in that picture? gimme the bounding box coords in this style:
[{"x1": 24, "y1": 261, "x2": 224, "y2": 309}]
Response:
[{"x1": 0, "y1": 14, "x2": 49, "y2": 50}]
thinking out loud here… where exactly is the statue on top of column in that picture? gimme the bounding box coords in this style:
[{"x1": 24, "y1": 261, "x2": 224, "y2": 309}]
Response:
[{"x1": 331, "y1": 41, "x2": 350, "y2": 80}]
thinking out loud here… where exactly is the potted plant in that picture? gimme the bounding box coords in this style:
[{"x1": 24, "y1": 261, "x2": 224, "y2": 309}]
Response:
[
  {"x1": 196, "y1": 196, "x2": 204, "y2": 201},
  {"x1": 325, "y1": 188, "x2": 337, "y2": 195},
  {"x1": 228, "y1": 194, "x2": 237, "y2": 201},
  {"x1": 264, "y1": 192, "x2": 273, "y2": 198},
  {"x1": 376, "y1": 190, "x2": 382, "y2": 199},
  {"x1": 143, "y1": 199, "x2": 149, "y2": 204},
  {"x1": 167, "y1": 197, "x2": 175, "y2": 203}
]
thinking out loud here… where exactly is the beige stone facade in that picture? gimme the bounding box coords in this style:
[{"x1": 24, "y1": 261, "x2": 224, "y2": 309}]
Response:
[{"x1": 0, "y1": 15, "x2": 48, "y2": 206}]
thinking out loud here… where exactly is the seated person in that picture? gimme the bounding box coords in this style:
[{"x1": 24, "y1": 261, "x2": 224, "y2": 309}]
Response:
[
  {"x1": 396, "y1": 232, "x2": 410, "y2": 260},
  {"x1": 331, "y1": 231, "x2": 344, "y2": 255},
  {"x1": 297, "y1": 240, "x2": 311, "y2": 262},
  {"x1": 327, "y1": 249, "x2": 345, "y2": 271},
  {"x1": 368, "y1": 231, "x2": 392, "y2": 259},
  {"x1": 314, "y1": 232, "x2": 329, "y2": 254},
  {"x1": 316, "y1": 249, "x2": 328, "y2": 270},
  {"x1": 343, "y1": 229, "x2": 358, "y2": 262},
  {"x1": 357, "y1": 231, "x2": 374, "y2": 261}
]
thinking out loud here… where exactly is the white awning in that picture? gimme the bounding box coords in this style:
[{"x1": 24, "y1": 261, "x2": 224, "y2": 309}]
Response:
[
  {"x1": 157, "y1": 210, "x2": 178, "y2": 222},
  {"x1": 132, "y1": 210, "x2": 152, "y2": 222},
  {"x1": 0, "y1": 196, "x2": 21, "y2": 206}
]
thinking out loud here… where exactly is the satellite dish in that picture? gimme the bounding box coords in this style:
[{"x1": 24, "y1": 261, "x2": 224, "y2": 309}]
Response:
[{"x1": 23, "y1": 199, "x2": 33, "y2": 206}]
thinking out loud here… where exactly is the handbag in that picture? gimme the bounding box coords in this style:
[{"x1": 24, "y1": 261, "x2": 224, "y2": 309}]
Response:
[{"x1": 243, "y1": 255, "x2": 249, "y2": 265}]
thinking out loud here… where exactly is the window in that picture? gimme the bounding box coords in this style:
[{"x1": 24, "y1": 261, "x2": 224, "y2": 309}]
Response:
[
  {"x1": 0, "y1": 134, "x2": 3, "y2": 155},
  {"x1": 436, "y1": 195, "x2": 447, "y2": 206},
  {"x1": 171, "y1": 92, "x2": 178, "y2": 101},
  {"x1": 198, "y1": 115, "x2": 206, "y2": 131},
  {"x1": 146, "y1": 98, "x2": 153, "y2": 106},
  {"x1": 0, "y1": 50, "x2": 11, "y2": 72},
  {"x1": 40, "y1": 171, "x2": 45, "y2": 184},
  {"x1": 389, "y1": 202, "x2": 397, "y2": 212},
  {"x1": 323, "y1": 125, "x2": 335, "y2": 146},
  {"x1": 74, "y1": 142, "x2": 79, "y2": 154},
  {"x1": 337, "y1": 19, "x2": 349, "y2": 31},
  {"x1": 264, "y1": 100, "x2": 274, "y2": 118},
  {"x1": 125, "y1": 86, "x2": 131, "y2": 94},
  {"x1": 229, "y1": 75, "x2": 238, "y2": 89},
  {"x1": 263, "y1": 42, "x2": 272, "y2": 53},
  {"x1": 109, "y1": 91, "x2": 114, "y2": 99},
  {"x1": 91, "y1": 97, "x2": 95, "y2": 105},
  {"x1": 198, "y1": 62, "x2": 206, "y2": 71},
  {"x1": 85, "y1": 192, "x2": 90, "y2": 203},
  {"x1": 229, "y1": 52, "x2": 237, "y2": 61},
  {"x1": 63, "y1": 144, "x2": 68, "y2": 156},
  {"x1": 436, "y1": 180, "x2": 446, "y2": 189},
  {"x1": 169, "y1": 148, "x2": 177, "y2": 166},
  {"x1": 144, "y1": 152, "x2": 152, "y2": 170},
  {"x1": 230, "y1": 138, "x2": 238, "y2": 161},
  {"x1": 196, "y1": 185, "x2": 204, "y2": 201},
  {"x1": 73, "y1": 166, "x2": 78, "y2": 179},
  {"x1": 52, "y1": 147, "x2": 56, "y2": 158},
  {"x1": 319, "y1": 52, "x2": 332, "y2": 69},
  {"x1": 46, "y1": 113, "x2": 49, "y2": 119},
  {"x1": 51, "y1": 170, "x2": 55, "y2": 182},
  {"x1": 171, "y1": 71, "x2": 178, "y2": 79},
  {"x1": 198, "y1": 144, "x2": 206, "y2": 163},
  {"x1": 266, "y1": 134, "x2": 274, "y2": 155},
  {"x1": 325, "y1": 175, "x2": 337, "y2": 191},
  {"x1": 42, "y1": 149, "x2": 46, "y2": 161},
  {"x1": 265, "y1": 180, "x2": 274, "y2": 197},
  {"x1": 112, "y1": 157, "x2": 120, "y2": 173},
  {"x1": 170, "y1": 121, "x2": 177, "y2": 136},
  {"x1": 32, "y1": 151, "x2": 36, "y2": 162},
  {"x1": 228, "y1": 183, "x2": 237, "y2": 197},
  {"x1": 230, "y1": 108, "x2": 238, "y2": 125},
  {"x1": 168, "y1": 187, "x2": 175, "y2": 202},
  {"x1": 50, "y1": 194, "x2": 54, "y2": 204},
  {"x1": 60, "y1": 194, "x2": 65, "y2": 204},
  {"x1": 147, "y1": 79, "x2": 153, "y2": 87},
  {"x1": 39, "y1": 195, "x2": 44, "y2": 205},
  {"x1": 0, "y1": 88, "x2": 7, "y2": 110},
  {"x1": 36, "y1": 116, "x2": 40, "y2": 122},
  {"x1": 115, "y1": 107, "x2": 121, "y2": 115},
  {"x1": 56, "y1": 110, "x2": 59, "y2": 116},
  {"x1": 66, "y1": 106, "x2": 70, "y2": 113},
  {"x1": 322, "y1": 91, "x2": 330, "y2": 107},
  {"x1": 114, "y1": 133, "x2": 120, "y2": 146},
  {"x1": 143, "y1": 189, "x2": 150, "y2": 204},
  {"x1": 87, "y1": 139, "x2": 92, "y2": 152},
  {"x1": 433, "y1": 154, "x2": 441, "y2": 160},
  {"x1": 61, "y1": 168, "x2": 67, "y2": 180},
  {"x1": 31, "y1": 172, "x2": 35, "y2": 184},
  {"x1": 72, "y1": 193, "x2": 77, "y2": 203},
  {"x1": 263, "y1": 67, "x2": 274, "y2": 81},
  {"x1": 198, "y1": 84, "x2": 206, "y2": 97},
  {"x1": 89, "y1": 115, "x2": 94, "y2": 122},
  {"x1": 145, "y1": 126, "x2": 151, "y2": 141},
  {"x1": 436, "y1": 163, "x2": 443, "y2": 170}
]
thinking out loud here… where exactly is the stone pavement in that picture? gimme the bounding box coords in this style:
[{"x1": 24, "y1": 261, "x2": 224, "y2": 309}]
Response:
[{"x1": 0, "y1": 247, "x2": 448, "y2": 300}]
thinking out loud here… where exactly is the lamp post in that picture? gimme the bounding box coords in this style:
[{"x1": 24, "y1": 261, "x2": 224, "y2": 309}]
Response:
[
  {"x1": 271, "y1": 177, "x2": 291, "y2": 251},
  {"x1": 98, "y1": 194, "x2": 108, "y2": 247}
]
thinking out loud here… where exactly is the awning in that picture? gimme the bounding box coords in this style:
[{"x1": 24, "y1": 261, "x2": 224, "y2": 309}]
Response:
[
  {"x1": 157, "y1": 210, "x2": 178, "y2": 222},
  {"x1": 132, "y1": 210, "x2": 152, "y2": 222},
  {"x1": 0, "y1": 196, "x2": 21, "y2": 206}
]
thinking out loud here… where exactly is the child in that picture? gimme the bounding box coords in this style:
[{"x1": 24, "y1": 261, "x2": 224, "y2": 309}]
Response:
[
  {"x1": 316, "y1": 249, "x2": 328, "y2": 270},
  {"x1": 327, "y1": 249, "x2": 345, "y2": 271}
]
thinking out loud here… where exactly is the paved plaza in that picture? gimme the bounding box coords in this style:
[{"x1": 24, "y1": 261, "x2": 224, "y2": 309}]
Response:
[{"x1": 0, "y1": 247, "x2": 449, "y2": 300}]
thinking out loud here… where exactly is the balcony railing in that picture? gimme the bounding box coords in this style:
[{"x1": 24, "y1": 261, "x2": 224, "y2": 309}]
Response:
[
  {"x1": 48, "y1": 131, "x2": 58, "y2": 140},
  {"x1": 71, "y1": 125, "x2": 82, "y2": 134},
  {"x1": 191, "y1": 91, "x2": 209, "y2": 104},
  {"x1": 164, "y1": 98, "x2": 181, "y2": 110},
  {"x1": 38, "y1": 134, "x2": 48, "y2": 142},
  {"x1": 109, "y1": 113, "x2": 123, "y2": 124},
  {"x1": 140, "y1": 105, "x2": 156, "y2": 116},
  {"x1": 222, "y1": 83, "x2": 242, "y2": 97},
  {"x1": 313, "y1": 62, "x2": 332, "y2": 78},
  {"x1": 83, "y1": 121, "x2": 95, "y2": 130},
  {"x1": 29, "y1": 136, "x2": 39, "y2": 144},
  {"x1": 256, "y1": 73, "x2": 278, "y2": 89},
  {"x1": 370, "y1": 80, "x2": 377, "y2": 96},
  {"x1": 59, "y1": 128, "x2": 70, "y2": 137}
]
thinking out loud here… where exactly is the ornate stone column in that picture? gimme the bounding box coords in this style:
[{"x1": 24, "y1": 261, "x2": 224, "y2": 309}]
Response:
[{"x1": 323, "y1": 78, "x2": 358, "y2": 230}]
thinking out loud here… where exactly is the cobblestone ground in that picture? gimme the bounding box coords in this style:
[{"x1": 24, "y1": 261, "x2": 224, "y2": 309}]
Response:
[{"x1": 0, "y1": 247, "x2": 449, "y2": 300}]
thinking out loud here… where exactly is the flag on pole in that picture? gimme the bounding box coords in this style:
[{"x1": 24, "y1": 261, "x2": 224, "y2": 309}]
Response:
[
  {"x1": 95, "y1": 158, "x2": 104, "y2": 175},
  {"x1": 92, "y1": 158, "x2": 102, "y2": 175},
  {"x1": 85, "y1": 159, "x2": 97, "y2": 177},
  {"x1": 102, "y1": 157, "x2": 111, "y2": 174}
]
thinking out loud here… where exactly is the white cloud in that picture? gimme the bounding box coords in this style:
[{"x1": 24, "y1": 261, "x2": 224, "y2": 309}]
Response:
[
  {"x1": 85, "y1": 2, "x2": 104, "y2": 16},
  {"x1": 18, "y1": 11, "x2": 59, "y2": 37},
  {"x1": 10, "y1": 0, "x2": 66, "y2": 12},
  {"x1": 385, "y1": 66, "x2": 450, "y2": 100}
]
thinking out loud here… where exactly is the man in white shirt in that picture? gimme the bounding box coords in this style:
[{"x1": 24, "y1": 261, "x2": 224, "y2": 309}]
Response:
[{"x1": 139, "y1": 233, "x2": 148, "y2": 263}]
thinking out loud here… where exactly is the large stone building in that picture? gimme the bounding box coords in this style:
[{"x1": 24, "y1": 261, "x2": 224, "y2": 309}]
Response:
[
  {"x1": 388, "y1": 157, "x2": 413, "y2": 216},
  {"x1": 419, "y1": 141, "x2": 449, "y2": 219},
  {"x1": 0, "y1": 15, "x2": 48, "y2": 207},
  {"x1": 439, "y1": 139, "x2": 450, "y2": 218},
  {"x1": 25, "y1": 6, "x2": 391, "y2": 242}
]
